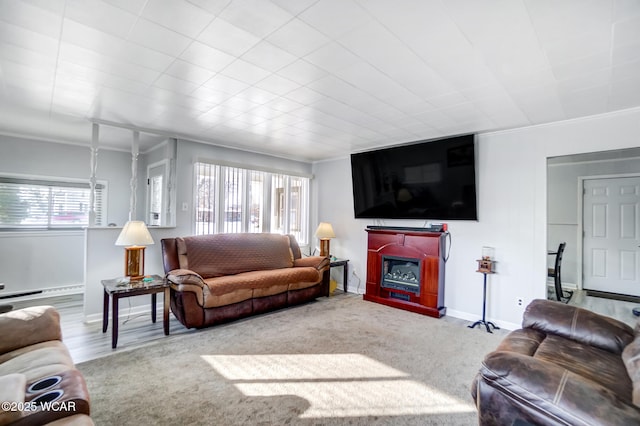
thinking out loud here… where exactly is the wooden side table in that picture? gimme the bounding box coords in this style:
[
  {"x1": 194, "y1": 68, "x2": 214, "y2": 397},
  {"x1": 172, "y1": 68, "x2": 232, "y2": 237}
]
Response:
[
  {"x1": 330, "y1": 259, "x2": 349, "y2": 292},
  {"x1": 102, "y1": 275, "x2": 170, "y2": 348}
]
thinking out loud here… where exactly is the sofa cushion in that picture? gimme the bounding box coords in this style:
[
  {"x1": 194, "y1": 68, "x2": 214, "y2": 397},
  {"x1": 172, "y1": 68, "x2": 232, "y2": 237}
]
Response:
[
  {"x1": 176, "y1": 233, "x2": 294, "y2": 278},
  {"x1": 536, "y1": 334, "x2": 632, "y2": 400},
  {"x1": 202, "y1": 267, "x2": 322, "y2": 308},
  {"x1": 622, "y1": 336, "x2": 640, "y2": 407}
]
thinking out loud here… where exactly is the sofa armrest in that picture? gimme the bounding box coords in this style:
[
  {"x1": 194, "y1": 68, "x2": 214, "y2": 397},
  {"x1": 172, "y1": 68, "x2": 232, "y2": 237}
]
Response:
[
  {"x1": 478, "y1": 351, "x2": 640, "y2": 425},
  {"x1": 293, "y1": 256, "x2": 330, "y2": 271},
  {"x1": 0, "y1": 306, "x2": 62, "y2": 355},
  {"x1": 166, "y1": 269, "x2": 206, "y2": 288},
  {"x1": 522, "y1": 299, "x2": 634, "y2": 354}
]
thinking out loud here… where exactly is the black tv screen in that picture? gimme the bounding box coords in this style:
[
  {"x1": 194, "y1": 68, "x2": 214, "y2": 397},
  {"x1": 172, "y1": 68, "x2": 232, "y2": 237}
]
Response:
[{"x1": 351, "y1": 134, "x2": 477, "y2": 220}]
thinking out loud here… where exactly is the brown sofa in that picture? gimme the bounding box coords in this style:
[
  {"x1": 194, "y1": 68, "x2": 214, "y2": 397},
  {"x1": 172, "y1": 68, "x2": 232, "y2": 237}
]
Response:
[
  {"x1": 161, "y1": 233, "x2": 330, "y2": 329},
  {"x1": 472, "y1": 299, "x2": 640, "y2": 425},
  {"x1": 0, "y1": 306, "x2": 92, "y2": 426}
]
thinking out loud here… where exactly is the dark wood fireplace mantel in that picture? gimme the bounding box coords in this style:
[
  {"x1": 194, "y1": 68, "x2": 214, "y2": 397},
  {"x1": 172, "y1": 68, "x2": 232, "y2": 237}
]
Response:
[{"x1": 363, "y1": 227, "x2": 446, "y2": 318}]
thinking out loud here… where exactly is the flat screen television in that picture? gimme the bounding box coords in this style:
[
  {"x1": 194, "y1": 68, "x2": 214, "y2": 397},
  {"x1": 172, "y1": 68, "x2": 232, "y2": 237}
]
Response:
[{"x1": 350, "y1": 134, "x2": 477, "y2": 220}]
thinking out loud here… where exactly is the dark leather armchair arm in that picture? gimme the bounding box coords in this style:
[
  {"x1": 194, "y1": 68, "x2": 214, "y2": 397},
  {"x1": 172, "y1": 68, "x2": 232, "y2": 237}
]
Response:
[
  {"x1": 478, "y1": 351, "x2": 640, "y2": 425},
  {"x1": 522, "y1": 299, "x2": 634, "y2": 354}
]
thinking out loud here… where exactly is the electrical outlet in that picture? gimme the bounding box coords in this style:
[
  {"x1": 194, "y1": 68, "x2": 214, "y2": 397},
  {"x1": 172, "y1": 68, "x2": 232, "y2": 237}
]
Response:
[{"x1": 516, "y1": 297, "x2": 524, "y2": 306}]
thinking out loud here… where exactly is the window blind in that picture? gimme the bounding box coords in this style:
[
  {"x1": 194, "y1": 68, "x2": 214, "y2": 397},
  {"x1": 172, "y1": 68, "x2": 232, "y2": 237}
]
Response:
[{"x1": 0, "y1": 177, "x2": 105, "y2": 229}]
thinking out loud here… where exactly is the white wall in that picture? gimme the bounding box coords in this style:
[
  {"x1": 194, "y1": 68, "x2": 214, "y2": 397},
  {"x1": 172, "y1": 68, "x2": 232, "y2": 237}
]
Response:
[
  {"x1": 0, "y1": 135, "x2": 131, "y2": 296},
  {"x1": 314, "y1": 107, "x2": 640, "y2": 329},
  {"x1": 83, "y1": 226, "x2": 181, "y2": 321}
]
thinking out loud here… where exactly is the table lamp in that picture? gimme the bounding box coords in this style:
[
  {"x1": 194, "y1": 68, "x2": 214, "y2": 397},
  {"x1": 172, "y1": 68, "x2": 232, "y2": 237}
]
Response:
[
  {"x1": 115, "y1": 221, "x2": 154, "y2": 280},
  {"x1": 315, "y1": 222, "x2": 335, "y2": 257}
]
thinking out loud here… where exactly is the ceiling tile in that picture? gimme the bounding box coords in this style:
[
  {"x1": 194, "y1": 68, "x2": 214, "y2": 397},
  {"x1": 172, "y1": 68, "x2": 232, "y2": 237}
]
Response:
[
  {"x1": 120, "y1": 44, "x2": 177, "y2": 74},
  {"x1": 269, "y1": 0, "x2": 318, "y2": 16},
  {"x1": 284, "y1": 87, "x2": 325, "y2": 106},
  {"x1": 0, "y1": 0, "x2": 63, "y2": 39},
  {"x1": 202, "y1": 74, "x2": 249, "y2": 95},
  {"x1": 179, "y1": 41, "x2": 236, "y2": 72},
  {"x1": 141, "y1": 0, "x2": 215, "y2": 38},
  {"x1": 0, "y1": 21, "x2": 58, "y2": 56},
  {"x1": 189, "y1": 85, "x2": 229, "y2": 104},
  {"x1": 198, "y1": 17, "x2": 261, "y2": 56},
  {"x1": 558, "y1": 84, "x2": 610, "y2": 119},
  {"x1": 185, "y1": 0, "x2": 231, "y2": 16},
  {"x1": 266, "y1": 18, "x2": 330, "y2": 57},
  {"x1": 307, "y1": 75, "x2": 379, "y2": 109},
  {"x1": 276, "y1": 59, "x2": 328, "y2": 85},
  {"x1": 254, "y1": 74, "x2": 300, "y2": 96},
  {"x1": 153, "y1": 74, "x2": 199, "y2": 95},
  {"x1": 65, "y1": 0, "x2": 137, "y2": 38},
  {"x1": 218, "y1": 0, "x2": 293, "y2": 38},
  {"x1": 128, "y1": 18, "x2": 192, "y2": 57},
  {"x1": 234, "y1": 87, "x2": 280, "y2": 105},
  {"x1": 241, "y1": 41, "x2": 298, "y2": 72},
  {"x1": 525, "y1": 0, "x2": 613, "y2": 44},
  {"x1": 164, "y1": 59, "x2": 216, "y2": 85},
  {"x1": 220, "y1": 59, "x2": 271, "y2": 85},
  {"x1": 102, "y1": 0, "x2": 147, "y2": 15},
  {"x1": 613, "y1": 15, "x2": 640, "y2": 48},
  {"x1": 300, "y1": 0, "x2": 372, "y2": 38},
  {"x1": 614, "y1": 0, "x2": 640, "y2": 21},
  {"x1": 610, "y1": 75, "x2": 640, "y2": 109},
  {"x1": 613, "y1": 41, "x2": 640, "y2": 66},
  {"x1": 302, "y1": 41, "x2": 361, "y2": 75}
]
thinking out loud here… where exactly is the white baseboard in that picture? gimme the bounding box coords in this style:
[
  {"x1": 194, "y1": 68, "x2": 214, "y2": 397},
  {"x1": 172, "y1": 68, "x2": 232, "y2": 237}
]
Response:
[{"x1": 446, "y1": 308, "x2": 520, "y2": 331}]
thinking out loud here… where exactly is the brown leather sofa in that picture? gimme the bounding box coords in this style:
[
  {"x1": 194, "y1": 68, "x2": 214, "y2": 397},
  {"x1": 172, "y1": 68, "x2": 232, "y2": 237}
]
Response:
[
  {"x1": 0, "y1": 306, "x2": 92, "y2": 426},
  {"x1": 161, "y1": 233, "x2": 330, "y2": 329},
  {"x1": 472, "y1": 299, "x2": 640, "y2": 425}
]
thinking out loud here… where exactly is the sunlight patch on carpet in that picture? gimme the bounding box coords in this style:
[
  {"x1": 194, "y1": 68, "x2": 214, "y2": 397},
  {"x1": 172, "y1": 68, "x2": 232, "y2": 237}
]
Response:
[{"x1": 202, "y1": 353, "x2": 473, "y2": 418}]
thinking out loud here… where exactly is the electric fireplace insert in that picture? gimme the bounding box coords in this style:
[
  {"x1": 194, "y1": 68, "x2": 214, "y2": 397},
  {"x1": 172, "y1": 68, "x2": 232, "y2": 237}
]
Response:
[{"x1": 381, "y1": 256, "x2": 421, "y2": 294}]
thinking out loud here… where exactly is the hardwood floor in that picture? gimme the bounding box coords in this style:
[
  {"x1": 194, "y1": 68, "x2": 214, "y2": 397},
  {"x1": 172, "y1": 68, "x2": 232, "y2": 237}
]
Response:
[
  {"x1": 567, "y1": 289, "x2": 639, "y2": 328},
  {"x1": 7, "y1": 289, "x2": 639, "y2": 364},
  {"x1": 10, "y1": 294, "x2": 198, "y2": 364}
]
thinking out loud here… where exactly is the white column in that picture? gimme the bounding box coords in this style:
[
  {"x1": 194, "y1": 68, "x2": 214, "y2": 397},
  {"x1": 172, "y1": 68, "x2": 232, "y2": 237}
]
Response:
[
  {"x1": 129, "y1": 131, "x2": 139, "y2": 221},
  {"x1": 88, "y1": 123, "x2": 99, "y2": 226},
  {"x1": 165, "y1": 138, "x2": 177, "y2": 226}
]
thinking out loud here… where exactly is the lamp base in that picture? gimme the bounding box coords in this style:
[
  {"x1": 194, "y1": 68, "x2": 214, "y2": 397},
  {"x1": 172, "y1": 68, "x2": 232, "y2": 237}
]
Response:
[
  {"x1": 124, "y1": 246, "x2": 146, "y2": 280},
  {"x1": 319, "y1": 239, "x2": 331, "y2": 257}
]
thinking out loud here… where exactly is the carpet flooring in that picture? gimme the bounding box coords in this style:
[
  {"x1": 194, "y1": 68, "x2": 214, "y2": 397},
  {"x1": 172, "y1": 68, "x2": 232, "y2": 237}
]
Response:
[{"x1": 77, "y1": 294, "x2": 507, "y2": 425}]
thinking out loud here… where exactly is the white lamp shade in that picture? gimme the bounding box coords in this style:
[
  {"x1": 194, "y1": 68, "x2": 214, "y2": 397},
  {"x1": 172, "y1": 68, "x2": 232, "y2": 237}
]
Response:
[
  {"x1": 315, "y1": 222, "x2": 336, "y2": 239},
  {"x1": 115, "y1": 221, "x2": 154, "y2": 246}
]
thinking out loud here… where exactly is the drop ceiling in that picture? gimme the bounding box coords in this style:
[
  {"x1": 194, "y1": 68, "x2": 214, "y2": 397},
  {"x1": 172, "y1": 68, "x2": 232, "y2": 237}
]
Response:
[{"x1": 1, "y1": 0, "x2": 639, "y2": 161}]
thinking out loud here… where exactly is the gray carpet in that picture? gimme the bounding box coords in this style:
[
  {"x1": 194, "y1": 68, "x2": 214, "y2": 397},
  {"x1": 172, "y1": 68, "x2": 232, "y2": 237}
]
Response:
[{"x1": 77, "y1": 294, "x2": 507, "y2": 425}]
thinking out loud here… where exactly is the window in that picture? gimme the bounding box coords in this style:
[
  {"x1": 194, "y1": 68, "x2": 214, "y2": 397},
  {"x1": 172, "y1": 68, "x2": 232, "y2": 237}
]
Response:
[
  {"x1": 195, "y1": 163, "x2": 310, "y2": 244},
  {"x1": 0, "y1": 177, "x2": 105, "y2": 230}
]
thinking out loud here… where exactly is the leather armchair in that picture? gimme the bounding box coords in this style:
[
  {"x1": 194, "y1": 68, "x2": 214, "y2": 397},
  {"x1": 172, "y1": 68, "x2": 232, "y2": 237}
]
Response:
[{"x1": 472, "y1": 299, "x2": 640, "y2": 425}]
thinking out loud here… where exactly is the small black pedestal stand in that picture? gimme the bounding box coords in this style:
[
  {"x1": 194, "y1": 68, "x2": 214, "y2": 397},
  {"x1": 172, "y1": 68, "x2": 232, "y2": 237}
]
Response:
[{"x1": 469, "y1": 259, "x2": 499, "y2": 333}]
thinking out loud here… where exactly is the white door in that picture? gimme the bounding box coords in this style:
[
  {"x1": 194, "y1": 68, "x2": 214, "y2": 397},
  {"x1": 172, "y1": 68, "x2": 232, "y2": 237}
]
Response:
[{"x1": 583, "y1": 176, "x2": 640, "y2": 295}]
